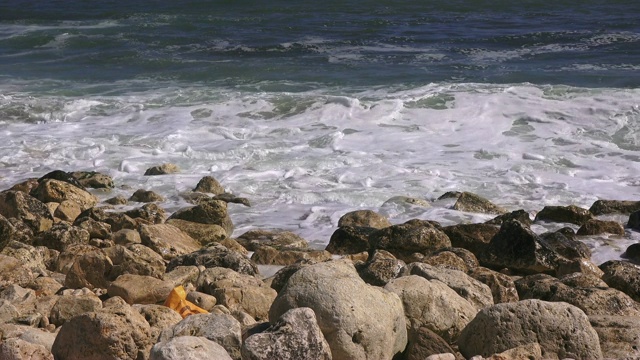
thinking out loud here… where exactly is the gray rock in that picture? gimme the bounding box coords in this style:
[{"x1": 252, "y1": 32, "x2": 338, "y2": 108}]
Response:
[
  {"x1": 458, "y1": 300, "x2": 602, "y2": 359},
  {"x1": 251, "y1": 246, "x2": 332, "y2": 266},
  {"x1": 167, "y1": 243, "x2": 258, "y2": 276},
  {"x1": 236, "y1": 229, "x2": 308, "y2": 251},
  {"x1": 0, "y1": 337, "x2": 53, "y2": 360},
  {"x1": 589, "y1": 315, "x2": 640, "y2": 359},
  {"x1": 150, "y1": 336, "x2": 233, "y2": 360},
  {"x1": 403, "y1": 327, "x2": 457, "y2": 360},
  {"x1": 49, "y1": 294, "x2": 103, "y2": 327}
]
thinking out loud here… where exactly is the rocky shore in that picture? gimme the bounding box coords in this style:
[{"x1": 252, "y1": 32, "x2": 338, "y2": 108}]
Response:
[{"x1": 1, "y1": 165, "x2": 640, "y2": 359}]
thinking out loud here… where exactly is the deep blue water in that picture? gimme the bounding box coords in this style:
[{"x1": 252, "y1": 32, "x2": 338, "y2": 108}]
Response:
[{"x1": 1, "y1": 0, "x2": 639, "y2": 93}]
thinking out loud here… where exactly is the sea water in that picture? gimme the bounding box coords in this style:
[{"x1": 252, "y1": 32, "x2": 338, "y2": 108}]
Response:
[{"x1": 1, "y1": 0, "x2": 639, "y2": 264}]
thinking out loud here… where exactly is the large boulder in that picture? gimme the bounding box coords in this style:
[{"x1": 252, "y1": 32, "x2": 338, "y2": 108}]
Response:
[
  {"x1": 451, "y1": 192, "x2": 507, "y2": 215},
  {"x1": 589, "y1": 199, "x2": 640, "y2": 215},
  {"x1": 30, "y1": 179, "x2": 98, "y2": 211},
  {"x1": 167, "y1": 243, "x2": 258, "y2": 276},
  {"x1": 242, "y1": 307, "x2": 331, "y2": 360},
  {"x1": 599, "y1": 260, "x2": 640, "y2": 302},
  {"x1": 270, "y1": 259, "x2": 407, "y2": 360},
  {"x1": 534, "y1": 205, "x2": 593, "y2": 225},
  {"x1": 457, "y1": 300, "x2": 602, "y2": 359},
  {"x1": 139, "y1": 223, "x2": 202, "y2": 261},
  {"x1": 326, "y1": 226, "x2": 376, "y2": 255},
  {"x1": 251, "y1": 246, "x2": 331, "y2": 266},
  {"x1": 150, "y1": 336, "x2": 233, "y2": 360},
  {"x1": 0, "y1": 191, "x2": 53, "y2": 233},
  {"x1": 441, "y1": 223, "x2": 498, "y2": 259},
  {"x1": 167, "y1": 199, "x2": 233, "y2": 236},
  {"x1": 369, "y1": 220, "x2": 451, "y2": 261},
  {"x1": 576, "y1": 219, "x2": 625, "y2": 236},
  {"x1": 385, "y1": 275, "x2": 477, "y2": 343},
  {"x1": 107, "y1": 274, "x2": 173, "y2": 305},
  {"x1": 49, "y1": 293, "x2": 103, "y2": 327}
]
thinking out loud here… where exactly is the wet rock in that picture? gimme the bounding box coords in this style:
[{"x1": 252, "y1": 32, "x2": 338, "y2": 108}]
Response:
[
  {"x1": 385, "y1": 275, "x2": 476, "y2": 343},
  {"x1": 242, "y1": 307, "x2": 331, "y2": 360},
  {"x1": 369, "y1": 220, "x2": 451, "y2": 261},
  {"x1": 168, "y1": 199, "x2": 233, "y2": 236},
  {"x1": 150, "y1": 336, "x2": 233, "y2": 360},
  {"x1": 326, "y1": 226, "x2": 376, "y2": 255},
  {"x1": 168, "y1": 243, "x2": 258, "y2": 276},
  {"x1": 589, "y1": 199, "x2": 640, "y2": 215},
  {"x1": 30, "y1": 179, "x2": 98, "y2": 212},
  {"x1": 576, "y1": 219, "x2": 625, "y2": 235},
  {"x1": 158, "y1": 313, "x2": 242, "y2": 360},
  {"x1": 51, "y1": 302, "x2": 153, "y2": 360},
  {"x1": 193, "y1": 175, "x2": 225, "y2": 194},
  {"x1": 356, "y1": 249, "x2": 405, "y2": 286},
  {"x1": 69, "y1": 171, "x2": 114, "y2": 189},
  {"x1": 441, "y1": 223, "x2": 498, "y2": 257},
  {"x1": 451, "y1": 192, "x2": 507, "y2": 215},
  {"x1": 589, "y1": 315, "x2": 640, "y2": 359},
  {"x1": 600, "y1": 260, "x2": 640, "y2": 302},
  {"x1": 236, "y1": 229, "x2": 308, "y2": 251},
  {"x1": 104, "y1": 195, "x2": 128, "y2": 205},
  {"x1": 139, "y1": 223, "x2": 202, "y2": 261},
  {"x1": 337, "y1": 209, "x2": 391, "y2": 229},
  {"x1": 485, "y1": 209, "x2": 532, "y2": 226},
  {"x1": 129, "y1": 189, "x2": 165, "y2": 203},
  {"x1": 144, "y1": 163, "x2": 179, "y2": 175},
  {"x1": 628, "y1": 210, "x2": 640, "y2": 230},
  {"x1": 534, "y1": 204, "x2": 593, "y2": 225},
  {"x1": 539, "y1": 230, "x2": 591, "y2": 260},
  {"x1": 49, "y1": 293, "x2": 102, "y2": 327},
  {"x1": 556, "y1": 258, "x2": 604, "y2": 279},
  {"x1": 0, "y1": 337, "x2": 53, "y2": 360},
  {"x1": 251, "y1": 246, "x2": 331, "y2": 266},
  {"x1": 0, "y1": 191, "x2": 53, "y2": 233},
  {"x1": 64, "y1": 251, "x2": 113, "y2": 289},
  {"x1": 457, "y1": 299, "x2": 602, "y2": 359},
  {"x1": 166, "y1": 218, "x2": 227, "y2": 246},
  {"x1": 271, "y1": 259, "x2": 407, "y2": 360},
  {"x1": 211, "y1": 193, "x2": 251, "y2": 207},
  {"x1": 623, "y1": 243, "x2": 640, "y2": 263},
  {"x1": 108, "y1": 274, "x2": 173, "y2": 305}
]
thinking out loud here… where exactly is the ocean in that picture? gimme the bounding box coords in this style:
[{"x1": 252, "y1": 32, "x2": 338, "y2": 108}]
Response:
[{"x1": 1, "y1": 0, "x2": 639, "y2": 263}]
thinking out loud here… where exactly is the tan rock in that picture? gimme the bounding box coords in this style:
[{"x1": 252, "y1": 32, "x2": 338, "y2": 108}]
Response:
[
  {"x1": 337, "y1": 210, "x2": 391, "y2": 229},
  {"x1": 49, "y1": 293, "x2": 102, "y2": 327},
  {"x1": 31, "y1": 179, "x2": 98, "y2": 211},
  {"x1": 251, "y1": 246, "x2": 332, "y2": 266},
  {"x1": 108, "y1": 274, "x2": 173, "y2": 305},
  {"x1": 64, "y1": 251, "x2": 113, "y2": 290},
  {"x1": 0, "y1": 191, "x2": 53, "y2": 233},
  {"x1": 139, "y1": 223, "x2": 202, "y2": 261},
  {"x1": 0, "y1": 337, "x2": 53, "y2": 360},
  {"x1": 166, "y1": 218, "x2": 228, "y2": 246}
]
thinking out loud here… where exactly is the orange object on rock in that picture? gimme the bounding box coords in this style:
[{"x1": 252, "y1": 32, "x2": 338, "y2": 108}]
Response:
[{"x1": 164, "y1": 286, "x2": 209, "y2": 318}]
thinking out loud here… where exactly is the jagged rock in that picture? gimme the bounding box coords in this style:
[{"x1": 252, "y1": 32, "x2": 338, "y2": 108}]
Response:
[
  {"x1": 30, "y1": 179, "x2": 98, "y2": 212},
  {"x1": 108, "y1": 274, "x2": 173, "y2": 305},
  {"x1": 69, "y1": 171, "x2": 114, "y2": 189},
  {"x1": 54, "y1": 243, "x2": 99, "y2": 274},
  {"x1": 369, "y1": 220, "x2": 451, "y2": 261},
  {"x1": 49, "y1": 293, "x2": 102, "y2": 327},
  {"x1": 167, "y1": 243, "x2": 258, "y2": 276},
  {"x1": 75, "y1": 207, "x2": 137, "y2": 232},
  {"x1": 37, "y1": 170, "x2": 85, "y2": 189},
  {"x1": 2, "y1": 241, "x2": 51, "y2": 276},
  {"x1": 600, "y1": 260, "x2": 640, "y2": 302},
  {"x1": 457, "y1": 300, "x2": 602, "y2": 359},
  {"x1": 236, "y1": 229, "x2": 308, "y2": 251},
  {"x1": 129, "y1": 189, "x2": 165, "y2": 203},
  {"x1": 193, "y1": 176, "x2": 225, "y2": 194},
  {"x1": 25, "y1": 277, "x2": 64, "y2": 297},
  {"x1": 338, "y1": 210, "x2": 391, "y2": 229},
  {"x1": 485, "y1": 209, "x2": 532, "y2": 226},
  {"x1": 51, "y1": 301, "x2": 153, "y2": 359},
  {"x1": 452, "y1": 192, "x2": 507, "y2": 215},
  {"x1": 251, "y1": 246, "x2": 331, "y2": 266},
  {"x1": 356, "y1": 250, "x2": 405, "y2": 286},
  {"x1": 628, "y1": 210, "x2": 640, "y2": 230},
  {"x1": 385, "y1": 275, "x2": 476, "y2": 343},
  {"x1": 33, "y1": 223, "x2": 90, "y2": 252},
  {"x1": 53, "y1": 199, "x2": 82, "y2": 222},
  {"x1": 166, "y1": 219, "x2": 227, "y2": 246},
  {"x1": 468, "y1": 267, "x2": 519, "y2": 304},
  {"x1": 0, "y1": 191, "x2": 53, "y2": 233},
  {"x1": 211, "y1": 193, "x2": 251, "y2": 207},
  {"x1": 403, "y1": 326, "x2": 457, "y2": 360},
  {"x1": 0, "y1": 215, "x2": 28, "y2": 251},
  {"x1": 420, "y1": 249, "x2": 476, "y2": 273},
  {"x1": 534, "y1": 205, "x2": 593, "y2": 225},
  {"x1": 64, "y1": 251, "x2": 113, "y2": 289},
  {"x1": 0, "y1": 337, "x2": 53, "y2": 360},
  {"x1": 539, "y1": 230, "x2": 591, "y2": 260},
  {"x1": 576, "y1": 219, "x2": 625, "y2": 235},
  {"x1": 133, "y1": 304, "x2": 183, "y2": 342},
  {"x1": 589, "y1": 199, "x2": 640, "y2": 215},
  {"x1": 125, "y1": 203, "x2": 166, "y2": 224},
  {"x1": 441, "y1": 223, "x2": 498, "y2": 257},
  {"x1": 219, "y1": 238, "x2": 248, "y2": 255},
  {"x1": 74, "y1": 217, "x2": 112, "y2": 239},
  {"x1": 144, "y1": 163, "x2": 179, "y2": 175},
  {"x1": 402, "y1": 263, "x2": 494, "y2": 311},
  {"x1": 158, "y1": 313, "x2": 242, "y2": 360},
  {"x1": 168, "y1": 199, "x2": 233, "y2": 236},
  {"x1": 271, "y1": 259, "x2": 407, "y2": 360},
  {"x1": 589, "y1": 315, "x2": 640, "y2": 359},
  {"x1": 105, "y1": 244, "x2": 166, "y2": 279},
  {"x1": 559, "y1": 272, "x2": 607, "y2": 288},
  {"x1": 139, "y1": 223, "x2": 202, "y2": 261},
  {"x1": 242, "y1": 307, "x2": 331, "y2": 360},
  {"x1": 0, "y1": 255, "x2": 37, "y2": 288},
  {"x1": 326, "y1": 226, "x2": 376, "y2": 255},
  {"x1": 0, "y1": 323, "x2": 57, "y2": 353},
  {"x1": 7, "y1": 178, "x2": 39, "y2": 194},
  {"x1": 0, "y1": 299, "x2": 20, "y2": 324}
]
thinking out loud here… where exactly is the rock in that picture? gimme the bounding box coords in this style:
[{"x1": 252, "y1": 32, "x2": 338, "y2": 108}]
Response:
[
  {"x1": 51, "y1": 302, "x2": 153, "y2": 360},
  {"x1": 485, "y1": 209, "x2": 532, "y2": 226},
  {"x1": 163, "y1": 266, "x2": 201, "y2": 289},
  {"x1": 0, "y1": 215, "x2": 28, "y2": 252},
  {"x1": 112, "y1": 228, "x2": 142, "y2": 245},
  {"x1": 251, "y1": 246, "x2": 332, "y2": 266},
  {"x1": 629, "y1": 210, "x2": 640, "y2": 230},
  {"x1": 49, "y1": 294, "x2": 102, "y2": 327},
  {"x1": 64, "y1": 251, "x2": 113, "y2": 289},
  {"x1": 0, "y1": 191, "x2": 53, "y2": 233},
  {"x1": 600, "y1": 260, "x2": 640, "y2": 302},
  {"x1": 2, "y1": 241, "x2": 51, "y2": 276},
  {"x1": 0, "y1": 337, "x2": 53, "y2": 360},
  {"x1": 166, "y1": 219, "x2": 227, "y2": 246},
  {"x1": 0, "y1": 323, "x2": 57, "y2": 352},
  {"x1": 402, "y1": 263, "x2": 494, "y2": 311},
  {"x1": 480, "y1": 220, "x2": 565, "y2": 275},
  {"x1": 168, "y1": 199, "x2": 233, "y2": 236},
  {"x1": 198, "y1": 267, "x2": 276, "y2": 321},
  {"x1": 270, "y1": 259, "x2": 407, "y2": 360},
  {"x1": 337, "y1": 210, "x2": 391, "y2": 229},
  {"x1": 33, "y1": 223, "x2": 90, "y2": 252},
  {"x1": 211, "y1": 193, "x2": 251, "y2": 207},
  {"x1": 105, "y1": 243, "x2": 166, "y2": 279},
  {"x1": 356, "y1": 249, "x2": 405, "y2": 286},
  {"x1": 441, "y1": 223, "x2": 498, "y2": 257},
  {"x1": 236, "y1": 229, "x2": 308, "y2": 251},
  {"x1": 75, "y1": 217, "x2": 112, "y2": 239},
  {"x1": 129, "y1": 189, "x2": 165, "y2": 203},
  {"x1": 452, "y1": 192, "x2": 507, "y2": 215},
  {"x1": 8, "y1": 178, "x2": 39, "y2": 194},
  {"x1": 76, "y1": 207, "x2": 137, "y2": 232},
  {"x1": 403, "y1": 327, "x2": 457, "y2": 360},
  {"x1": 30, "y1": 179, "x2": 98, "y2": 211},
  {"x1": 242, "y1": 307, "x2": 331, "y2": 360},
  {"x1": 158, "y1": 313, "x2": 242, "y2": 360},
  {"x1": 0, "y1": 299, "x2": 19, "y2": 324},
  {"x1": 69, "y1": 171, "x2": 115, "y2": 189},
  {"x1": 483, "y1": 343, "x2": 543, "y2": 360},
  {"x1": 0, "y1": 255, "x2": 37, "y2": 288},
  {"x1": 624, "y1": 243, "x2": 640, "y2": 263},
  {"x1": 420, "y1": 249, "x2": 476, "y2": 273},
  {"x1": 556, "y1": 258, "x2": 604, "y2": 279},
  {"x1": 326, "y1": 226, "x2": 376, "y2": 255},
  {"x1": 126, "y1": 203, "x2": 166, "y2": 224},
  {"x1": 186, "y1": 291, "x2": 217, "y2": 311},
  {"x1": 167, "y1": 243, "x2": 258, "y2": 276},
  {"x1": 104, "y1": 195, "x2": 128, "y2": 205},
  {"x1": 539, "y1": 230, "x2": 591, "y2": 260},
  {"x1": 53, "y1": 199, "x2": 82, "y2": 222},
  {"x1": 150, "y1": 336, "x2": 233, "y2": 360},
  {"x1": 468, "y1": 267, "x2": 519, "y2": 304},
  {"x1": 53, "y1": 243, "x2": 98, "y2": 274},
  {"x1": 108, "y1": 274, "x2": 173, "y2": 305},
  {"x1": 26, "y1": 277, "x2": 64, "y2": 297},
  {"x1": 37, "y1": 170, "x2": 85, "y2": 189},
  {"x1": 193, "y1": 176, "x2": 225, "y2": 194},
  {"x1": 269, "y1": 261, "x2": 314, "y2": 294},
  {"x1": 457, "y1": 299, "x2": 602, "y2": 359},
  {"x1": 589, "y1": 199, "x2": 640, "y2": 215},
  {"x1": 369, "y1": 220, "x2": 451, "y2": 261},
  {"x1": 559, "y1": 271, "x2": 607, "y2": 288},
  {"x1": 385, "y1": 275, "x2": 476, "y2": 343},
  {"x1": 133, "y1": 304, "x2": 183, "y2": 341},
  {"x1": 589, "y1": 315, "x2": 640, "y2": 359},
  {"x1": 139, "y1": 223, "x2": 202, "y2": 261},
  {"x1": 576, "y1": 219, "x2": 625, "y2": 235},
  {"x1": 534, "y1": 205, "x2": 593, "y2": 225},
  {"x1": 144, "y1": 163, "x2": 179, "y2": 175}
]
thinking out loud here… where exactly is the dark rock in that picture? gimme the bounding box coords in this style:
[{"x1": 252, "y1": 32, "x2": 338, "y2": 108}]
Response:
[
  {"x1": 420, "y1": 249, "x2": 475, "y2": 273},
  {"x1": 270, "y1": 261, "x2": 315, "y2": 293},
  {"x1": 369, "y1": 219, "x2": 451, "y2": 261},
  {"x1": 0, "y1": 191, "x2": 53, "y2": 233},
  {"x1": 75, "y1": 207, "x2": 137, "y2": 232},
  {"x1": 589, "y1": 315, "x2": 640, "y2": 359},
  {"x1": 33, "y1": 223, "x2": 90, "y2": 252},
  {"x1": 129, "y1": 189, "x2": 164, "y2": 203},
  {"x1": 69, "y1": 171, "x2": 114, "y2": 189},
  {"x1": 167, "y1": 243, "x2": 259, "y2": 276},
  {"x1": 534, "y1": 205, "x2": 593, "y2": 225},
  {"x1": 559, "y1": 272, "x2": 608, "y2": 288},
  {"x1": 539, "y1": 230, "x2": 591, "y2": 260},
  {"x1": 104, "y1": 195, "x2": 128, "y2": 205},
  {"x1": 452, "y1": 192, "x2": 507, "y2": 215},
  {"x1": 168, "y1": 199, "x2": 233, "y2": 236},
  {"x1": 623, "y1": 243, "x2": 640, "y2": 263},
  {"x1": 577, "y1": 219, "x2": 625, "y2": 236},
  {"x1": 441, "y1": 223, "x2": 499, "y2": 257},
  {"x1": 37, "y1": 170, "x2": 85, "y2": 190},
  {"x1": 251, "y1": 246, "x2": 331, "y2": 266},
  {"x1": 194, "y1": 176, "x2": 225, "y2": 194},
  {"x1": 144, "y1": 163, "x2": 179, "y2": 175},
  {"x1": 468, "y1": 266, "x2": 519, "y2": 304},
  {"x1": 125, "y1": 203, "x2": 166, "y2": 224},
  {"x1": 403, "y1": 327, "x2": 457, "y2": 360},
  {"x1": 628, "y1": 210, "x2": 640, "y2": 230},
  {"x1": 166, "y1": 219, "x2": 227, "y2": 246},
  {"x1": 212, "y1": 193, "x2": 251, "y2": 207},
  {"x1": 485, "y1": 209, "x2": 532, "y2": 226},
  {"x1": 64, "y1": 251, "x2": 113, "y2": 289},
  {"x1": 236, "y1": 229, "x2": 308, "y2": 251},
  {"x1": 74, "y1": 217, "x2": 111, "y2": 239},
  {"x1": 589, "y1": 199, "x2": 640, "y2": 215},
  {"x1": 337, "y1": 210, "x2": 391, "y2": 229},
  {"x1": 30, "y1": 179, "x2": 98, "y2": 211},
  {"x1": 600, "y1": 260, "x2": 640, "y2": 302},
  {"x1": 356, "y1": 250, "x2": 405, "y2": 286},
  {"x1": 325, "y1": 226, "x2": 376, "y2": 255},
  {"x1": 0, "y1": 215, "x2": 28, "y2": 251}
]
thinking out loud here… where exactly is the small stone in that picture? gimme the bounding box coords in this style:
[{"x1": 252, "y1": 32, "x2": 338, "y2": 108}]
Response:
[
  {"x1": 144, "y1": 163, "x2": 179, "y2": 176},
  {"x1": 337, "y1": 210, "x2": 391, "y2": 229},
  {"x1": 129, "y1": 189, "x2": 165, "y2": 203},
  {"x1": 193, "y1": 176, "x2": 225, "y2": 194}
]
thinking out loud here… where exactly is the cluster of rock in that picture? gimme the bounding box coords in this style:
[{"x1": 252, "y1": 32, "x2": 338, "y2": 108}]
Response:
[{"x1": 0, "y1": 165, "x2": 640, "y2": 359}]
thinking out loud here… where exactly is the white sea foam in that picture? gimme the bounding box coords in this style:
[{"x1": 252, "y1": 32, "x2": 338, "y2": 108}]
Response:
[{"x1": 1, "y1": 82, "x2": 639, "y2": 263}]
